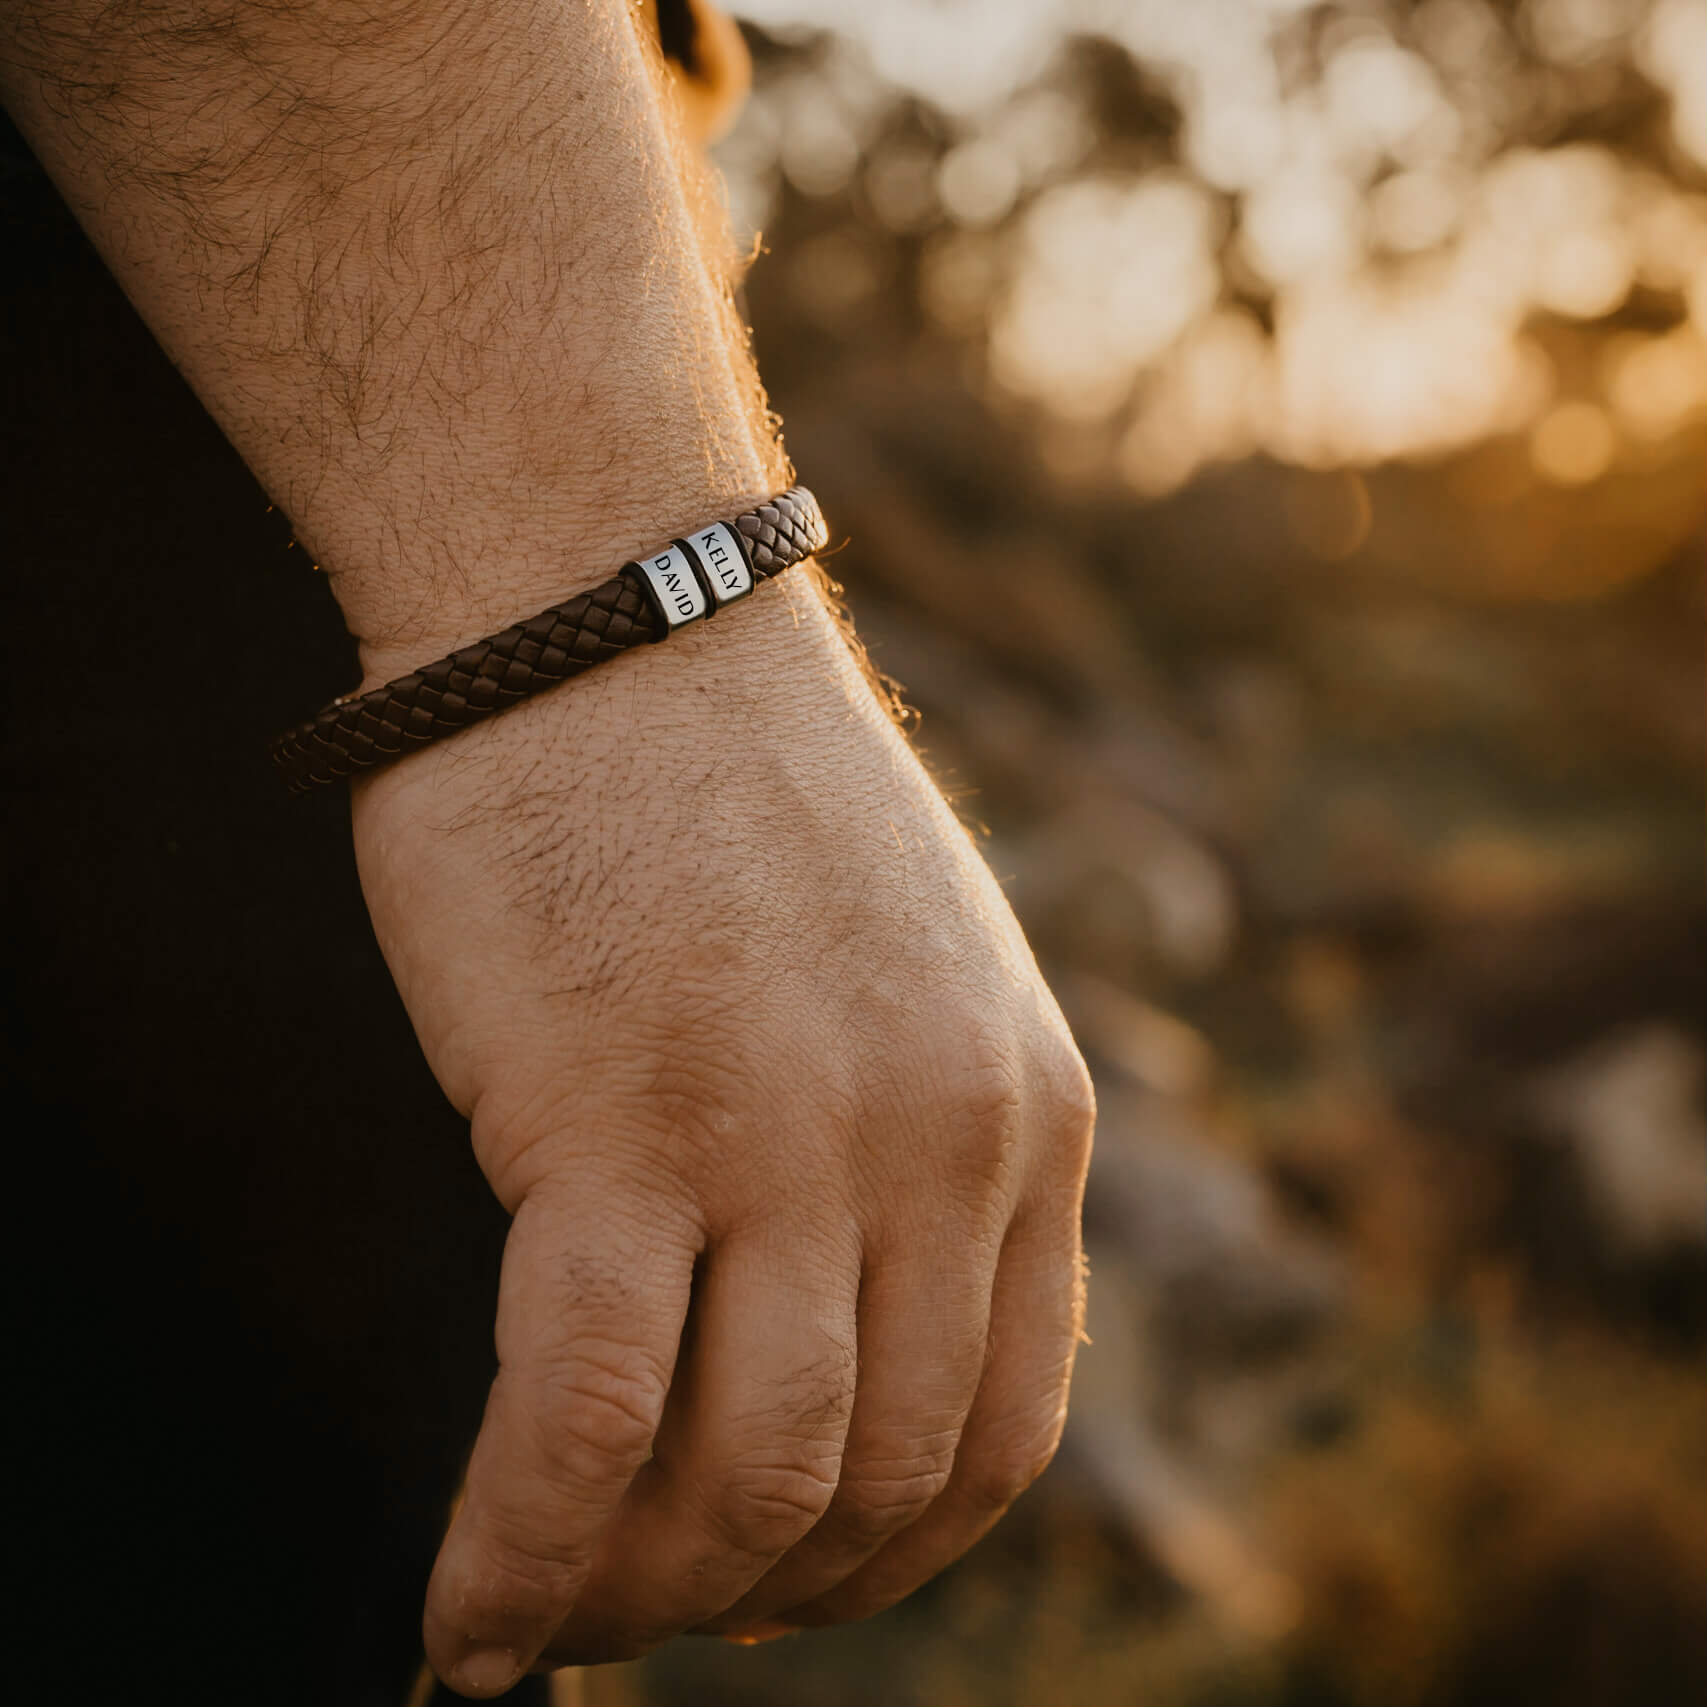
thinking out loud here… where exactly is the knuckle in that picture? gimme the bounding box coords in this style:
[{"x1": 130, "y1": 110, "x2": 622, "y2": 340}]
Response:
[
  {"x1": 1048, "y1": 1047, "x2": 1097, "y2": 1152},
  {"x1": 937, "y1": 1036, "x2": 1027, "y2": 1203},
  {"x1": 696, "y1": 1334, "x2": 856, "y2": 1561},
  {"x1": 1031, "y1": 1040, "x2": 1096, "y2": 1195},
  {"x1": 832, "y1": 1452, "x2": 956, "y2": 1546},
  {"x1": 962, "y1": 1409, "x2": 1066, "y2": 1513},
  {"x1": 517, "y1": 1348, "x2": 670, "y2": 1492},
  {"x1": 704, "y1": 1453, "x2": 841, "y2": 1556},
  {"x1": 962, "y1": 1052, "x2": 1026, "y2": 1142}
]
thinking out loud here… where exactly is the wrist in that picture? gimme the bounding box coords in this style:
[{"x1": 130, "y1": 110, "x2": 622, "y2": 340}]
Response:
[
  {"x1": 276, "y1": 484, "x2": 831, "y2": 795},
  {"x1": 347, "y1": 467, "x2": 785, "y2": 693},
  {"x1": 348, "y1": 564, "x2": 871, "y2": 856}
]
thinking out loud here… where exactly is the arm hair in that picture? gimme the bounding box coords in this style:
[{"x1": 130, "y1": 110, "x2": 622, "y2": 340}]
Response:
[{"x1": 1, "y1": 1, "x2": 786, "y2": 667}]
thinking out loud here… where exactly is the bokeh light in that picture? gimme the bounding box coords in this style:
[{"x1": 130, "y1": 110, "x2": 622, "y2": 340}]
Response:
[{"x1": 723, "y1": 0, "x2": 1707, "y2": 504}]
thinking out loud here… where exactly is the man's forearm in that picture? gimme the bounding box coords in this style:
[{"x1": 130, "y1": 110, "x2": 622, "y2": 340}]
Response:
[{"x1": 2, "y1": 0, "x2": 783, "y2": 678}]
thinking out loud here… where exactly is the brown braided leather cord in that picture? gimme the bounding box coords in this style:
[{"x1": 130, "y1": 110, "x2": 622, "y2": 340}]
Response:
[{"x1": 271, "y1": 487, "x2": 827, "y2": 794}]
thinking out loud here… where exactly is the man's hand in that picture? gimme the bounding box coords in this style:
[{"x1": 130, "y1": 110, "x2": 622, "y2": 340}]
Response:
[
  {"x1": 354, "y1": 576, "x2": 1093, "y2": 1691},
  {"x1": 2, "y1": 3, "x2": 1094, "y2": 1691}
]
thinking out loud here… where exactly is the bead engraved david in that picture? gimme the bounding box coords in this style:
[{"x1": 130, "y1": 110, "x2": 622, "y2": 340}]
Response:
[
  {"x1": 681, "y1": 522, "x2": 754, "y2": 607},
  {"x1": 632, "y1": 542, "x2": 710, "y2": 628}
]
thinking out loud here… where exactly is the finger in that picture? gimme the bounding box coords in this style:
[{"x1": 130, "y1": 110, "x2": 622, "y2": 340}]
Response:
[
  {"x1": 537, "y1": 1215, "x2": 860, "y2": 1664},
  {"x1": 423, "y1": 1179, "x2": 699, "y2": 1697},
  {"x1": 777, "y1": 1195, "x2": 1085, "y2": 1630},
  {"x1": 696, "y1": 1211, "x2": 1000, "y2": 1632}
]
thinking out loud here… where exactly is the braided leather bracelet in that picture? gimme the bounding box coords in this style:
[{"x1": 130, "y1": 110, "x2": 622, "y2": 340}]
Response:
[{"x1": 270, "y1": 486, "x2": 827, "y2": 793}]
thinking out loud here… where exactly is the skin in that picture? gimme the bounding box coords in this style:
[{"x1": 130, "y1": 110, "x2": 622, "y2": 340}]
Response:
[{"x1": 2, "y1": 1, "x2": 1094, "y2": 1695}]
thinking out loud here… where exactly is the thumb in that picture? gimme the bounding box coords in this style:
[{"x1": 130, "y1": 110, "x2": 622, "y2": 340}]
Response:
[{"x1": 424, "y1": 1177, "x2": 699, "y2": 1695}]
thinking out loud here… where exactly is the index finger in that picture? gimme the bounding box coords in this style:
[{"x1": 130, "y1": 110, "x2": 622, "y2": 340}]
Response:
[{"x1": 423, "y1": 1176, "x2": 700, "y2": 1696}]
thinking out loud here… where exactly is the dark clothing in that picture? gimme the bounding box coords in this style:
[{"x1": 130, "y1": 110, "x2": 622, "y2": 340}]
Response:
[{"x1": 3, "y1": 113, "x2": 536, "y2": 1706}]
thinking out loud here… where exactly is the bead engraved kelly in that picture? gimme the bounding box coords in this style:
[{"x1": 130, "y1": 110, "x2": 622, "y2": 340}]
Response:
[
  {"x1": 680, "y1": 522, "x2": 754, "y2": 607},
  {"x1": 632, "y1": 542, "x2": 710, "y2": 629}
]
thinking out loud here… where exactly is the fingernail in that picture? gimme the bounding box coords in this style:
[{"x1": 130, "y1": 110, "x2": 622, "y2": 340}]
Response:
[
  {"x1": 453, "y1": 1648, "x2": 523, "y2": 1696},
  {"x1": 722, "y1": 1620, "x2": 798, "y2": 1646}
]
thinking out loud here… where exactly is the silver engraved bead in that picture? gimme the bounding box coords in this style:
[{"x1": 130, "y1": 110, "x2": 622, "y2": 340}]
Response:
[
  {"x1": 633, "y1": 542, "x2": 710, "y2": 628},
  {"x1": 680, "y1": 521, "x2": 755, "y2": 607}
]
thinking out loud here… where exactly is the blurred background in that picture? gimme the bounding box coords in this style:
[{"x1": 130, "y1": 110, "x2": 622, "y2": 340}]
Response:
[{"x1": 602, "y1": 3, "x2": 1707, "y2": 1703}]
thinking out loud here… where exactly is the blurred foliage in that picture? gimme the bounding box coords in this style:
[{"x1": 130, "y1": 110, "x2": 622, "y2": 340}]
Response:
[
  {"x1": 723, "y1": 0, "x2": 1707, "y2": 511},
  {"x1": 598, "y1": 3, "x2": 1705, "y2": 1704}
]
